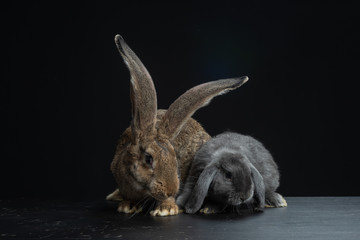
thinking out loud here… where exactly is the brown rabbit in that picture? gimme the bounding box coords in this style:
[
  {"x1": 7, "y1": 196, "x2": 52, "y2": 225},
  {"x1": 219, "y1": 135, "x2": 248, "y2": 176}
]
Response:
[{"x1": 107, "y1": 34, "x2": 248, "y2": 216}]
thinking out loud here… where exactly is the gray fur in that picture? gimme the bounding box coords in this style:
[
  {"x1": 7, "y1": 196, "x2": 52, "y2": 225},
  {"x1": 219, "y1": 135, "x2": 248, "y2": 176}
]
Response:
[{"x1": 176, "y1": 132, "x2": 285, "y2": 214}]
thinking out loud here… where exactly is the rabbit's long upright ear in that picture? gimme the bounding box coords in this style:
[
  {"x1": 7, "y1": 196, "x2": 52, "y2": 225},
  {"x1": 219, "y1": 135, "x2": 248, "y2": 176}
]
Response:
[
  {"x1": 184, "y1": 165, "x2": 217, "y2": 214},
  {"x1": 115, "y1": 35, "x2": 157, "y2": 139},
  {"x1": 159, "y1": 76, "x2": 248, "y2": 140},
  {"x1": 250, "y1": 164, "x2": 265, "y2": 208}
]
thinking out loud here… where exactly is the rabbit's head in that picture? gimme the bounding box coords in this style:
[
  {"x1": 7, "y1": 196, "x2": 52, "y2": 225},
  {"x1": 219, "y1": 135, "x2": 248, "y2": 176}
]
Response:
[
  {"x1": 113, "y1": 35, "x2": 248, "y2": 201},
  {"x1": 185, "y1": 151, "x2": 265, "y2": 213},
  {"x1": 209, "y1": 152, "x2": 256, "y2": 205},
  {"x1": 116, "y1": 127, "x2": 180, "y2": 201}
]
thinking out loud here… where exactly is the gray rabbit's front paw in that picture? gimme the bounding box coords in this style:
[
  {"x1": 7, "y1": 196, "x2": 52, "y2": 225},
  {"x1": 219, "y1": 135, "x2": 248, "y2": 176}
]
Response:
[
  {"x1": 199, "y1": 207, "x2": 216, "y2": 214},
  {"x1": 265, "y1": 193, "x2": 287, "y2": 208},
  {"x1": 199, "y1": 202, "x2": 226, "y2": 214}
]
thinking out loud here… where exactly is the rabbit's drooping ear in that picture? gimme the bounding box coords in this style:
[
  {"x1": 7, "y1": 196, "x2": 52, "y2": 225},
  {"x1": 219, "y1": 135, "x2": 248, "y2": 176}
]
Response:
[
  {"x1": 184, "y1": 164, "x2": 218, "y2": 214},
  {"x1": 249, "y1": 164, "x2": 265, "y2": 208},
  {"x1": 159, "y1": 76, "x2": 248, "y2": 140},
  {"x1": 115, "y1": 35, "x2": 157, "y2": 139}
]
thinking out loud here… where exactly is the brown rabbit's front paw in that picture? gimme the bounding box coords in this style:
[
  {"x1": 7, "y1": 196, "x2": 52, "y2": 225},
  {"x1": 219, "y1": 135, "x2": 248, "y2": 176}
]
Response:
[
  {"x1": 150, "y1": 197, "x2": 179, "y2": 216},
  {"x1": 117, "y1": 200, "x2": 143, "y2": 214}
]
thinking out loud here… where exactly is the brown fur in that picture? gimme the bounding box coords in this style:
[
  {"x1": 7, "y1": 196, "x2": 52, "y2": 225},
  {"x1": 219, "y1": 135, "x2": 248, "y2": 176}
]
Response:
[
  {"x1": 159, "y1": 78, "x2": 248, "y2": 140},
  {"x1": 109, "y1": 35, "x2": 248, "y2": 216},
  {"x1": 111, "y1": 110, "x2": 210, "y2": 202}
]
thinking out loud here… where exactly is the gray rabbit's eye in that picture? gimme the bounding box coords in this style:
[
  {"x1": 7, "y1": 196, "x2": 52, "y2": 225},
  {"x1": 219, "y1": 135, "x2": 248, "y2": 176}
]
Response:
[
  {"x1": 224, "y1": 170, "x2": 232, "y2": 180},
  {"x1": 144, "y1": 153, "x2": 154, "y2": 168}
]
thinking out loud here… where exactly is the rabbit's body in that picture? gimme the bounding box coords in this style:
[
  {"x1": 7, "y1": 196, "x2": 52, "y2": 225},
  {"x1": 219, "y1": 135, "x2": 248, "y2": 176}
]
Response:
[
  {"x1": 176, "y1": 132, "x2": 287, "y2": 214},
  {"x1": 107, "y1": 35, "x2": 248, "y2": 216}
]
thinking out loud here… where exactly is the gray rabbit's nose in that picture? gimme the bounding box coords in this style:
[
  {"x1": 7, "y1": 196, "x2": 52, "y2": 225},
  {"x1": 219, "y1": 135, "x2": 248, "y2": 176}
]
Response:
[
  {"x1": 230, "y1": 198, "x2": 243, "y2": 206},
  {"x1": 238, "y1": 197, "x2": 246, "y2": 204}
]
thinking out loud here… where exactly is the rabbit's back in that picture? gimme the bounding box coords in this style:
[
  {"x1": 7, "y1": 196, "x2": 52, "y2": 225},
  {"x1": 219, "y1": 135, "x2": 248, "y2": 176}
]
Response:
[{"x1": 157, "y1": 110, "x2": 211, "y2": 183}]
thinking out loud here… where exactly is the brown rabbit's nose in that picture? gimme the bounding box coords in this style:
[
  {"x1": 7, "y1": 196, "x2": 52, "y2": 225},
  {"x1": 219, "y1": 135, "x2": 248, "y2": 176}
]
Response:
[
  {"x1": 150, "y1": 180, "x2": 178, "y2": 201},
  {"x1": 158, "y1": 192, "x2": 169, "y2": 201},
  {"x1": 167, "y1": 186, "x2": 179, "y2": 198}
]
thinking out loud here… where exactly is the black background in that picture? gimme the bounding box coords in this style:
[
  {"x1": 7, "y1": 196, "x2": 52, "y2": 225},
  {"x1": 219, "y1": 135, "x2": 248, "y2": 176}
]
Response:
[{"x1": 1, "y1": 1, "x2": 357, "y2": 199}]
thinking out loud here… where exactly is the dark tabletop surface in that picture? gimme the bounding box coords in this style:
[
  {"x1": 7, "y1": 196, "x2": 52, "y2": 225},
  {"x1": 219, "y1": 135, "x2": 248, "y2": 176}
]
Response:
[{"x1": 1, "y1": 197, "x2": 359, "y2": 240}]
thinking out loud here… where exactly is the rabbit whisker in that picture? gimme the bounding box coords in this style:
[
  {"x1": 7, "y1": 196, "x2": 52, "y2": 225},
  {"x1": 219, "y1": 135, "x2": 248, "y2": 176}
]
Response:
[
  {"x1": 146, "y1": 199, "x2": 157, "y2": 215},
  {"x1": 127, "y1": 196, "x2": 152, "y2": 219},
  {"x1": 232, "y1": 204, "x2": 240, "y2": 214}
]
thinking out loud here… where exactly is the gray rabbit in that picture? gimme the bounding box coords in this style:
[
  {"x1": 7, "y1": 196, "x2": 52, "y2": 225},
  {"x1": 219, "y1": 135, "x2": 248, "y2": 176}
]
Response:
[{"x1": 176, "y1": 132, "x2": 287, "y2": 214}]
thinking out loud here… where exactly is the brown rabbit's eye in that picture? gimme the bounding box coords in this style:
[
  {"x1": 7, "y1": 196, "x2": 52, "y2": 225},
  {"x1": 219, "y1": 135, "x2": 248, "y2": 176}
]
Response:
[{"x1": 145, "y1": 153, "x2": 153, "y2": 167}]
